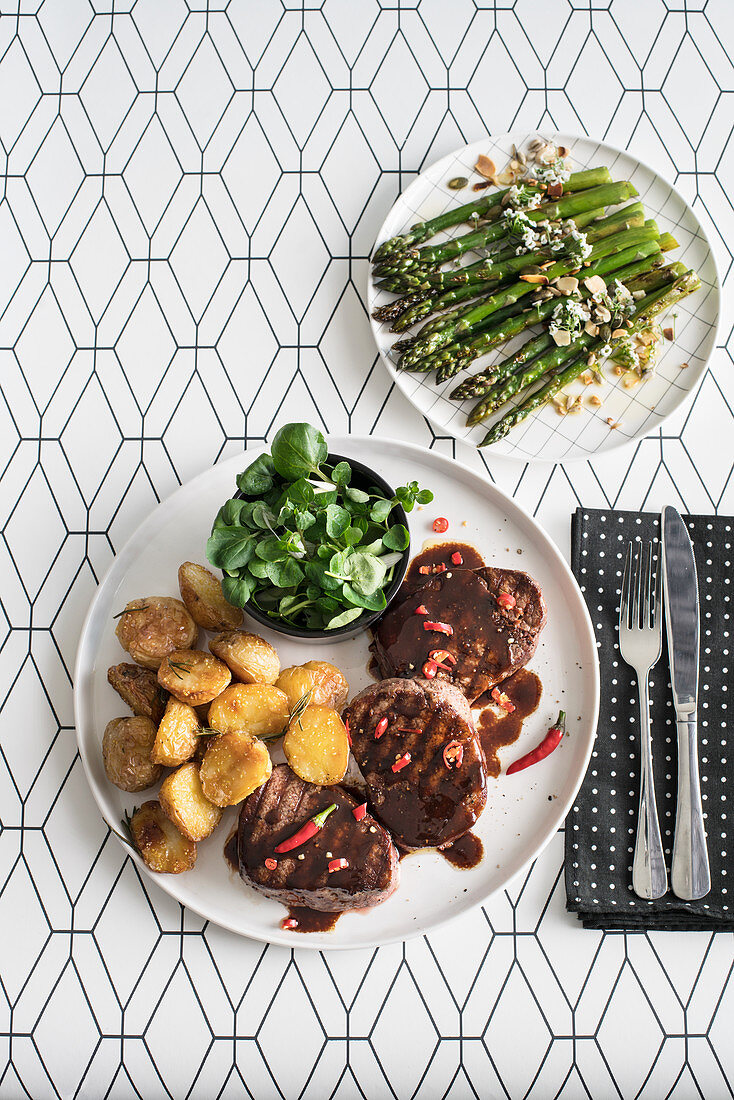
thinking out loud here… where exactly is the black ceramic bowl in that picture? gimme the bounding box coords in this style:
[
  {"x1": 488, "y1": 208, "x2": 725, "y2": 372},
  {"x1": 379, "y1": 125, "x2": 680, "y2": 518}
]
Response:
[{"x1": 236, "y1": 452, "x2": 409, "y2": 644}]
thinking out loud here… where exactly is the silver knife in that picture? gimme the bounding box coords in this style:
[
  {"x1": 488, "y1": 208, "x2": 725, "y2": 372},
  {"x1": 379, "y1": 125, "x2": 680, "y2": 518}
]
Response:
[{"x1": 662, "y1": 505, "x2": 711, "y2": 900}]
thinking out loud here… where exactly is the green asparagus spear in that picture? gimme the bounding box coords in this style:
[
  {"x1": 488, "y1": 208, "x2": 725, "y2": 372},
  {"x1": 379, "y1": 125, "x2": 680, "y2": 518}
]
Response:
[
  {"x1": 371, "y1": 166, "x2": 612, "y2": 262},
  {"x1": 478, "y1": 273, "x2": 701, "y2": 447}
]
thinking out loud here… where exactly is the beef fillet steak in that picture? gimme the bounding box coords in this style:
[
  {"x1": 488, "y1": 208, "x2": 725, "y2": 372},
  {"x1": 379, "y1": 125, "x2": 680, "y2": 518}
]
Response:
[
  {"x1": 344, "y1": 677, "x2": 487, "y2": 850},
  {"x1": 238, "y1": 764, "x2": 399, "y2": 912},
  {"x1": 370, "y1": 565, "x2": 546, "y2": 704}
]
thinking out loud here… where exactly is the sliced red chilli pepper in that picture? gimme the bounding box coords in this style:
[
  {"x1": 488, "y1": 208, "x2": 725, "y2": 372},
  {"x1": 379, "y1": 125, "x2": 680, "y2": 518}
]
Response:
[
  {"x1": 414, "y1": 604, "x2": 429, "y2": 615},
  {"x1": 392, "y1": 752, "x2": 412, "y2": 773},
  {"x1": 433, "y1": 517, "x2": 449, "y2": 533},
  {"x1": 491, "y1": 686, "x2": 516, "y2": 713},
  {"x1": 352, "y1": 803, "x2": 367, "y2": 822},
  {"x1": 345, "y1": 717, "x2": 352, "y2": 748},
  {"x1": 281, "y1": 917, "x2": 298, "y2": 930},
  {"x1": 274, "y1": 802, "x2": 337, "y2": 853},
  {"x1": 497, "y1": 592, "x2": 517, "y2": 609},
  {"x1": 429, "y1": 649, "x2": 456, "y2": 666},
  {"x1": 507, "y1": 711, "x2": 566, "y2": 775},
  {"x1": 264, "y1": 857, "x2": 277, "y2": 870},
  {"x1": 443, "y1": 740, "x2": 464, "y2": 769},
  {"x1": 451, "y1": 551, "x2": 463, "y2": 565},
  {"x1": 397, "y1": 728, "x2": 423, "y2": 735},
  {"x1": 419, "y1": 565, "x2": 431, "y2": 574},
  {"x1": 375, "y1": 716, "x2": 389, "y2": 739},
  {"x1": 422, "y1": 659, "x2": 438, "y2": 679},
  {"x1": 328, "y1": 857, "x2": 349, "y2": 873},
  {"x1": 432, "y1": 562, "x2": 447, "y2": 574},
  {"x1": 423, "y1": 620, "x2": 454, "y2": 635}
]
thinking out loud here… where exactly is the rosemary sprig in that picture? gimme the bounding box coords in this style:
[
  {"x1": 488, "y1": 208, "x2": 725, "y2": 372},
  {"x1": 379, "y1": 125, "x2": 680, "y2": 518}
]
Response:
[
  {"x1": 166, "y1": 660, "x2": 192, "y2": 681},
  {"x1": 261, "y1": 687, "x2": 314, "y2": 742},
  {"x1": 112, "y1": 604, "x2": 149, "y2": 620},
  {"x1": 110, "y1": 808, "x2": 139, "y2": 853}
]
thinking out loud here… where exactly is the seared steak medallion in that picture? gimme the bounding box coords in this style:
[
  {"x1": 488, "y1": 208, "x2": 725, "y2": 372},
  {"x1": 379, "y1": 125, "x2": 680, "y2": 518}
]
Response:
[
  {"x1": 370, "y1": 566, "x2": 546, "y2": 704},
  {"x1": 238, "y1": 764, "x2": 399, "y2": 912},
  {"x1": 344, "y1": 678, "x2": 487, "y2": 850}
]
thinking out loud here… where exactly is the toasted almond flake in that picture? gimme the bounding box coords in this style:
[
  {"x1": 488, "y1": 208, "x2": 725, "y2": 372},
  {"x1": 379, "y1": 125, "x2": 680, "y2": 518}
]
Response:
[
  {"x1": 623, "y1": 375, "x2": 639, "y2": 388},
  {"x1": 539, "y1": 261, "x2": 556, "y2": 271},
  {"x1": 584, "y1": 320, "x2": 599, "y2": 336},
  {"x1": 548, "y1": 286, "x2": 563, "y2": 296},
  {"x1": 632, "y1": 289, "x2": 645, "y2": 299},
  {"x1": 680, "y1": 361, "x2": 689, "y2": 369},
  {"x1": 474, "y1": 154, "x2": 496, "y2": 180},
  {"x1": 551, "y1": 393, "x2": 566, "y2": 406},
  {"x1": 582, "y1": 371, "x2": 593, "y2": 385},
  {"x1": 556, "y1": 405, "x2": 567, "y2": 416},
  {"x1": 510, "y1": 159, "x2": 520, "y2": 171},
  {"x1": 533, "y1": 289, "x2": 554, "y2": 301},
  {"x1": 497, "y1": 168, "x2": 516, "y2": 185},
  {"x1": 611, "y1": 328, "x2": 627, "y2": 340},
  {"x1": 636, "y1": 330, "x2": 656, "y2": 345},
  {"x1": 584, "y1": 275, "x2": 607, "y2": 295},
  {"x1": 594, "y1": 306, "x2": 612, "y2": 324},
  {"x1": 663, "y1": 326, "x2": 674, "y2": 340},
  {"x1": 555, "y1": 276, "x2": 579, "y2": 295},
  {"x1": 587, "y1": 353, "x2": 597, "y2": 367},
  {"x1": 588, "y1": 394, "x2": 603, "y2": 407},
  {"x1": 551, "y1": 329, "x2": 572, "y2": 346},
  {"x1": 519, "y1": 273, "x2": 548, "y2": 284}
]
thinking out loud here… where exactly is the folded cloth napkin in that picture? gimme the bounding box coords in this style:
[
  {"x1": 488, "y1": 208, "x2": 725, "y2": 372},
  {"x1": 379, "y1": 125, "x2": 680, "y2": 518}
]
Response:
[{"x1": 566, "y1": 507, "x2": 733, "y2": 930}]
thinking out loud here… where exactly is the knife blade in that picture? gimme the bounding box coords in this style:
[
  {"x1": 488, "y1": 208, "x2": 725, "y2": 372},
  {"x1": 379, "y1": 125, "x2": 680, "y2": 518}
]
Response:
[{"x1": 662, "y1": 504, "x2": 710, "y2": 900}]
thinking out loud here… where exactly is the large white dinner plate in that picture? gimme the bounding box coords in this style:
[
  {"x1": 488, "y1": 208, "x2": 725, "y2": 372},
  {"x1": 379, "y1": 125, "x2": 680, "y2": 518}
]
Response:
[
  {"x1": 74, "y1": 437, "x2": 599, "y2": 949},
  {"x1": 368, "y1": 133, "x2": 720, "y2": 463}
]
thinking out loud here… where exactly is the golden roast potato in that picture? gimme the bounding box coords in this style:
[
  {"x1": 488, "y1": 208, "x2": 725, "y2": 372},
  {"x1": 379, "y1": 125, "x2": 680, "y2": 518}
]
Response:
[
  {"x1": 102, "y1": 716, "x2": 162, "y2": 793},
  {"x1": 128, "y1": 801, "x2": 197, "y2": 873},
  {"x1": 178, "y1": 562, "x2": 243, "y2": 631},
  {"x1": 207, "y1": 683, "x2": 289, "y2": 738},
  {"x1": 276, "y1": 660, "x2": 349, "y2": 710},
  {"x1": 209, "y1": 630, "x2": 280, "y2": 685},
  {"x1": 115, "y1": 597, "x2": 197, "y2": 670},
  {"x1": 157, "y1": 649, "x2": 231, "y2": 706},
  {"x1": 159, "y1": 763, "x2": 222, "y2": 841},
  {"x1": 283, "y1": 704, "x2": 349, "y2": 786},
  {"x1": 199, "y1": 731, "x2": 272, "y2": 806},
  {"x1": 151, "y1": 698, "x2": 200, "y2": 766}
]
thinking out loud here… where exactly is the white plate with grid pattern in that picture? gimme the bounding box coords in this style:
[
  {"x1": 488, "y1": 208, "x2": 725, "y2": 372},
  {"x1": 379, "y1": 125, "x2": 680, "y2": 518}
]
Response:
[
  {"x1": 368, "y1": 133, "x2": 721, "y2": 464},
  {"x1": 74, "y1": 438, "x2": 599, "y2": 949}
]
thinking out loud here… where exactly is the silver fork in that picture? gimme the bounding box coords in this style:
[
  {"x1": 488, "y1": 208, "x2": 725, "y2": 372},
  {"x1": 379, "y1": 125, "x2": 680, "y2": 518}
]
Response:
[{"x1": 618, "y1": 540, "x2": 668, "y2": 900}]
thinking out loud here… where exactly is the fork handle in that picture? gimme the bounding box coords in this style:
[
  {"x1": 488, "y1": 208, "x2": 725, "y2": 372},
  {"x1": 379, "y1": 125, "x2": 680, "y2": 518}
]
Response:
[
  {"x1": 671, "y1": 715, "x2": 711, "y2": 900},
  {"x1": 632, "y1": 679, "x2": 668, "y2": 899}
]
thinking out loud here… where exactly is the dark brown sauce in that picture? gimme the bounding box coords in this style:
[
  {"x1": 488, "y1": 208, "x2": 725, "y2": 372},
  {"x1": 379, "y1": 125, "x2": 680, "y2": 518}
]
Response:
[
  {"x1": 402, "y1": 541, "x2": 485, "y2": 597},
  {"x1": 440, "y1": 831, "x2": 484, "y2": 869},
  {"x1": 286, "y1": 906, "x2": 340, "y2": 934},
  {"x1": 367, "y1": 654, "x2": 380, "y2": 680},
  {"x1": 224, "y1": 829, "x2": 238, "y2": 872},
  {"x1": 476, "y1": 668, "x2": 542, "y2": 777}
]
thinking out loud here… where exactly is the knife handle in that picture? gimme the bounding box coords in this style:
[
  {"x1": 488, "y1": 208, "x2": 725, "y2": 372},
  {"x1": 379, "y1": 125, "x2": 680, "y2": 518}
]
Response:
[{"x1": 671, "y1": 715, "x2": 711, "y2": 900}]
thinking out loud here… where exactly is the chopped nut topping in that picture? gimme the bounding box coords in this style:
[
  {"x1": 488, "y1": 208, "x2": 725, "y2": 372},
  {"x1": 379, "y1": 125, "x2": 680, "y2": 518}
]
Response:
[
  {"x1": 680, "y1": 361, "x2": 689, "y2": 369},
  {"x1": 663, "y1": 326, "x2": 674, "y2": 341},
  {"x1": 519, "y1": 273, "x2": 549, "y2": 284},
  {"x1": 555, "y1": 276, "x2": 579, "y2": 295},
  {"x1": 474, "y1": 154, "x2": 497, "y2": 181},
  {"x1": 584, "y1": 320, "x2": 599, "y2": 337},
  {"x1": 611, "y1": 328, "x2": 627, "y2": 340},
  {"x1": 588, "y1": 394, "x2": 603, "y2": 407},
  {"x1": 551, "y1": 329, "x2": 572, "y2": 346},
  {"x1": 584, "y1": 275, "x2": 607, "y2": 295},
  {"x1": 594, "y1": 305, "x2": 612, "y2": 323}
]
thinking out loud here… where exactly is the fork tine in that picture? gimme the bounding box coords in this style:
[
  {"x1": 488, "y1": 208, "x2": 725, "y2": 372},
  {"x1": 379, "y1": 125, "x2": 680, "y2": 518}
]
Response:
[
  {"x1": 633, "y1": 540, "x2": 643, "y2": 629},
  {"x1": 643, "y1": 540, "x2": 653, "y2": 628},
  {"x1": 620, "y1": 542, "x2": 632, "y2": 628},
  {"x1": 653, "y1": 543, "x2": 662, "y2": 625}
]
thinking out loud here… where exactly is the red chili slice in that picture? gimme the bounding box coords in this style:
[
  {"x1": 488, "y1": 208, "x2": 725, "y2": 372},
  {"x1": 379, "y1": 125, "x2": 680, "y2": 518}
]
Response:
[
  {"x1": 414, "y1": 604, "x2": 429, "y2": 615},
  {"x1": 397, "y1": 728, "x2": 423, "y2": 734},
  {"x1": 345, "y1": 717, "x2": 352, "y2": 748},
  {"x1": 352, "y1": 803, "x2": 367, "y2": 822},
  {"x1": 432, "y1": 562, "x2": 447, "y2": 574},
  {"x1": 328, "y1": 857, "x2": 349, "y2": 873},
  {"x1": 423, "y1": 620, "x2": 454, "y2": 635},
  {"x1": 264, "y1": 857, "x2": 277, "y2": 870},
  {"x1": 422, "y1": 659, "x2": 438, "y2": 678},
  {"x1": 497, "y1": 592, "x2": 516, "y2": 609},
  {"x1": 443, "y1": 740, "x2": 464, "y2": 769},
  {"x1": 433, "y1": 517, "x2": 449, "y2": 533},
  {"x1": 375, "y1": 716, "x2": 389, "y2": 739},
  {"x1": 491, "y1": 686, "x2": 516, "y2": 713},
  {"x1": 429, "y1": 649, "x2": 456, "y2": 665},
  {"x1": 419, "y1": 565, "x2": 431, "y2": 574},
  {"x1": 281, "y1": 917, "x2": 298, "y2": 930},
  {"x1": 392, "y1": 752, "x2": 412, "y2": 773},
  {"x1": 451, "y1": 551, "x2": 463, "y2": 565}
]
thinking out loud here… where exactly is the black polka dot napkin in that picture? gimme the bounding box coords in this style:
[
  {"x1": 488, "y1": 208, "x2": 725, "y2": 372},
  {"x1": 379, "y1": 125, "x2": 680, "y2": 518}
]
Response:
[{"x1": 566, "y1": 507, "x2": 733, "y2": 930}]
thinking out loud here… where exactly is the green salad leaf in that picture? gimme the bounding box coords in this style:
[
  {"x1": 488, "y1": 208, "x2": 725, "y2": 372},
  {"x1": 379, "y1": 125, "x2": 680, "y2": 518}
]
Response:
[{"x1": 207, "y1": 422, "x2": 433, "y2": 631}]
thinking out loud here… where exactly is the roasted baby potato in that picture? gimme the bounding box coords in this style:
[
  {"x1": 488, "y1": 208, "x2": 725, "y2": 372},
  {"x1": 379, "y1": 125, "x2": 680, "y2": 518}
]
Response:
[
  {"x1": 102, "y1": 716, "x2": 162, "y2": 792},
  {"x1": 129, "y1": 800, "x2": 197, "y2": 873},
  {"x1": 115, "y1": 597, "x2": 198, "y2": 669},
  {"x1": 159, "y1": 763, "x2": 223, "y2": 841},
  {"x1": 283, "y1": 704, "x2": 349, "y2": 786},
  {"x1": 151, "y1": 698, "x2": 200, "y2": 766},
  {"x1": 199, "y1": 730, "x2": 272, "y2": 806},
  {"x1": 276, "y1": 661, "x2": 349, "y2": 710},
  {"x1": 209, "y1": 630, "x2": 280, "y2": 685},
  {"x1": 178, "y1": 562, "x2": 243, "y2": 631},
  {"x1": 207, "y1": 683, "x2": 289, "y2": 738},
  {"x1": 107, "y1": 662, "x2": 168, "y2": 723},
  {"x1": 157, "y1": 649, "x2": 231, "y2": 706}
]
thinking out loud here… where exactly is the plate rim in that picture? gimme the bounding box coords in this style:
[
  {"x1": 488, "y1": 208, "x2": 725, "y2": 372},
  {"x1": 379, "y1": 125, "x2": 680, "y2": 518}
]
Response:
[
  {"x1": 367, "y1": 130, "x2": 723, "y2": 465},
  {"x1": 73, "y1": 436, "x2": 600, "y2": 950}
]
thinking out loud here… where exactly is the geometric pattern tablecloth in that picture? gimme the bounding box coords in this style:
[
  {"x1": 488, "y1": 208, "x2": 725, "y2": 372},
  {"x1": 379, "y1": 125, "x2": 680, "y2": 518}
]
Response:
[{"x1": 1, "y1": 2, "x2": 733, "y2": 1097}]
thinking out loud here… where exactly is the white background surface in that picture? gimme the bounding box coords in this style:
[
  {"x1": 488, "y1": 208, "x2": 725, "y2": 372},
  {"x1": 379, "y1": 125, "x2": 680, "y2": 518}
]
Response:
[{"x1": 1, "y1": 2, "x2": 733, "y2": 1098}]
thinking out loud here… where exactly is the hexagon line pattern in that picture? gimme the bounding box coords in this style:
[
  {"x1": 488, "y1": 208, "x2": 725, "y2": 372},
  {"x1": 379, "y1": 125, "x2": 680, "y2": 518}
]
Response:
[{"x1": 1, "y1": 2, "x2": 733, "y2": 1098}]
